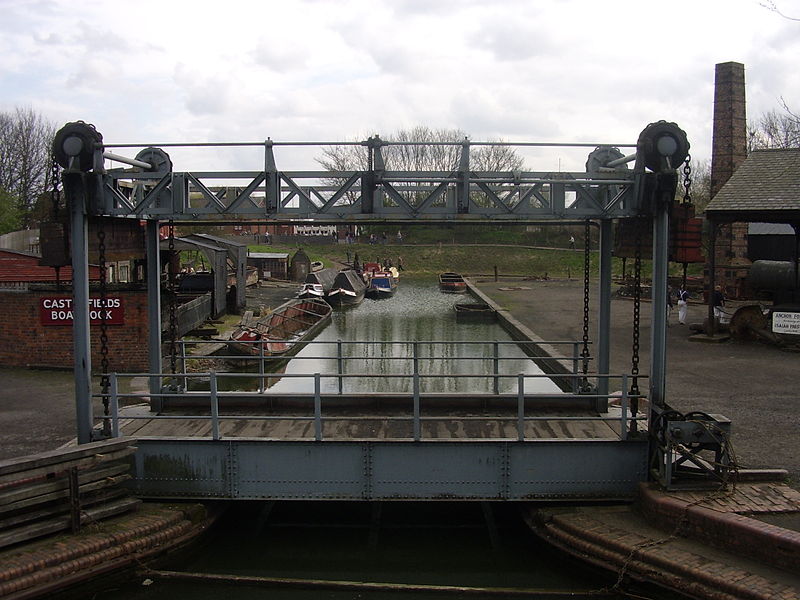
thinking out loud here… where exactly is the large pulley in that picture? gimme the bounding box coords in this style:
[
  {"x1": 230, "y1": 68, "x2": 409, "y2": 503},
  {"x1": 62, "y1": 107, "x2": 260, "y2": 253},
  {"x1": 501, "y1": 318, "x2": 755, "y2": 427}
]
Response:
[{"x1": 52, "y1": 121, "x2": 103, "y2": 172}]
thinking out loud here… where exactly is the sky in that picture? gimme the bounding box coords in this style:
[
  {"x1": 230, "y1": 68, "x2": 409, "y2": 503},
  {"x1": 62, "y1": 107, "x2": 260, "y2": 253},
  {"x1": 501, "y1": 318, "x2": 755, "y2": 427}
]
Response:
[{"x1": 1, "y1": 0, "x2": 798, "y2": 173}]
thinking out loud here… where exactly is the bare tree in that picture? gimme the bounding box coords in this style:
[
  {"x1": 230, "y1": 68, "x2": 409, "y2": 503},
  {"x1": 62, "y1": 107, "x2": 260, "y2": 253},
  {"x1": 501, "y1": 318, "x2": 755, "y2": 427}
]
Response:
[
  {"x1": 0, "y1": 107, "x2": 57, "y2": 228},
  {"x1": 316, "y1": 126, "x2": 525, "y2": 208},
  {"x1": 748, "y1": 104, "x2": 800, "y2": 150}
]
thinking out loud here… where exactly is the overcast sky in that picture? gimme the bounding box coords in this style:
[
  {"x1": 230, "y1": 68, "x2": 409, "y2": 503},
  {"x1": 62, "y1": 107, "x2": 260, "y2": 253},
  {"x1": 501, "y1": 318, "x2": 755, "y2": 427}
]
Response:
[{"x1": 2, "y1": 0, "x2": 798, "y2": 172}]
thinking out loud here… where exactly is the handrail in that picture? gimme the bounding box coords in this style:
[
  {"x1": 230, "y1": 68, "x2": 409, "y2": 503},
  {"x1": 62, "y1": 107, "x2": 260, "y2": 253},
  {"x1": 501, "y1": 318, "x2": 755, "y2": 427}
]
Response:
[{"x1": 103, "y1": 371, "x2": 647, "y2": 443}]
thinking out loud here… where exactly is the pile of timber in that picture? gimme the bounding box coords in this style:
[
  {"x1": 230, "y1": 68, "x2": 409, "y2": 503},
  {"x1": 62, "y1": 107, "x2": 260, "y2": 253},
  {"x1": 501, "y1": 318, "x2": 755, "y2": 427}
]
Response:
[{"x1": 0, "y1": 438, "x2": 140, "y2": 549}]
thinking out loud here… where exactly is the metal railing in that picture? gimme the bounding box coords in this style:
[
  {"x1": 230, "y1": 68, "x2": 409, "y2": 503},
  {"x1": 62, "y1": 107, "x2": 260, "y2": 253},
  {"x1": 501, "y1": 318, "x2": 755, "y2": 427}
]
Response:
[
  {"x1": 100, "y1": 371, "x2": 647, "y2": 443},
  {"x1": 175, "y1": 338, "x2": 595, "y2": 395}
]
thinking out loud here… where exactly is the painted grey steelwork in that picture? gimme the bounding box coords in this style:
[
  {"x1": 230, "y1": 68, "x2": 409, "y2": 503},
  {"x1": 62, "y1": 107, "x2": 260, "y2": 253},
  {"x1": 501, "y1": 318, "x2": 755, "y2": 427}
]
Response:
[
  {"x1": 128, "y1": 438, "x2": 648, "y2": 501},
  {"x1": 54, "y1": 119, "x2": 694, "y2": 494},
  {"x1": 597, "y1": 219, "x2": 613, "y2": 401},
  {"x1": 146, "y1": 221, "x2": 162, "y2": 398}
]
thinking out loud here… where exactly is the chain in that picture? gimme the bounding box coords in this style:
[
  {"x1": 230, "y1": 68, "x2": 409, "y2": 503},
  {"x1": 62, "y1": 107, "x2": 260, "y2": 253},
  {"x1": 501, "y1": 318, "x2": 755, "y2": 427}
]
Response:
[
  {"x1": 97, "y1": 221, "x2": 111, "y2": 436},
  {"x1": 50, "y1": 152, "x2": 61, "y2": 220},
  {"x1": 580, "y1": 221, "x2": 591, "y2": 386},
  {"x1": 629, "y1": 219, "x2": 643, "y2": 433},
  {"x1": 682, "y1": 154, "x2": 692, "y2": 204},
  {"x1": 168, "y1": 221, "x2": 178, "y2": 376}
]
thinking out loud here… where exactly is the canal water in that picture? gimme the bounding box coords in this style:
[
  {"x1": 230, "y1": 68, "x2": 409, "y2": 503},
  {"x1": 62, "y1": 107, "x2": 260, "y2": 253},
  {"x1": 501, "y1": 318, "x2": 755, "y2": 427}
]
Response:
[
  {"x1": 215, "y1": 278, "x2": 563, "y2": 395},
  {"x1": 59, "y1": 502, "x2": 639, "y2": 600},
  {"x1": 55, "y1": 279, "x2": 672, "y2": 599}
]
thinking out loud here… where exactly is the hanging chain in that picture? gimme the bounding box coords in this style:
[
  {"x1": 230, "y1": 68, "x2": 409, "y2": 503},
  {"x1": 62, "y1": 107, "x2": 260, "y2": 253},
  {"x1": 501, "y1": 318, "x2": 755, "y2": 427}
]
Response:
[
  {"x1": 682, "y1": 154, "x2": 692, "y2": 204},
  {"x1": 97, "y1": 221, "x2": 111, "y2": 436},
  {"x1": 168, "y1": 221, "x2": 178, "y2": 376},
  {"x1": 50, "y1": 152, "x2": 61, "y2": 220},
  {"x1": 580, "y1": 221, "x2": 591, "y2": 388},
  {"x1": 629, "y1": 219, "x2": 643, "y2": 433}
]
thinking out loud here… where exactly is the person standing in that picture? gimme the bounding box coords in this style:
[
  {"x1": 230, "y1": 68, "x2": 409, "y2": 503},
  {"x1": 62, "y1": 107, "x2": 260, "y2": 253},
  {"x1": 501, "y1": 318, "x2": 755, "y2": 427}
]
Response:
[
  {"x1": 677, "y1": 285, "x2": 689, "y2": 325},
  {"x1": 712, "y1": 286, "x2": 726, "y2": 321},
  {"x1": 569, "y1": 235, "x2": 575, "y2": 250}
]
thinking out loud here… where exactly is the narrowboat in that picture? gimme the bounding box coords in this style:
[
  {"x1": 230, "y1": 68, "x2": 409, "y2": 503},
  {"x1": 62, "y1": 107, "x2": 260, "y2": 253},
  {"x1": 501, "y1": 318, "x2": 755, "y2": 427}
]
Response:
[
  {"x1": 439, "y1": 272, "x2": 467, "y2": 293},
  {"x1": 227, "y1": 297, "x2": 332, "y2": 358},
  {"x1": 327, "y1": 270, "x2": 367, "y2": 306}
]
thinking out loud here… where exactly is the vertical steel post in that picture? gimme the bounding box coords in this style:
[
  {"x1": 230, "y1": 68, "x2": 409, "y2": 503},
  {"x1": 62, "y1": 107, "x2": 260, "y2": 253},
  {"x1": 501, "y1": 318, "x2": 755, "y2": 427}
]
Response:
[
  {"x1": 66, "y1": 172, "x2": 93, "y2": 444},
  {"x1": 314, "y1": 373, "x2": 322, "y2": 441},
  {"x1": 413, "y1": 370, "x2": 420, "y2": 442},
  {"x1": 110, "y1": 373, "x2": 120, "y2": 438},
  {"x1": 649, "y1": 195, "x2": 670, "y2": 409},
  {"x1": 620, "y1": 374, "x2": 629, "y2": 441},
  {"x1": 258, "y1": 340, "x2": 265, "y2": 394},
  {"x1": 145, "y1": 220, "x2": 162, "y2": 402},
  {"x1": 210, "y1": 371, "x2": 220, "y2": 441},
  {"x1": 517, "y1": 374, "x2": 525, "y2": 441},
  {"x1": 492, "y1": 342, "x2": 500, "y2": 395},
  {"x1": 337, "y1": 339, "x2": 343, "y2": 396},
  {"x1": 597, "y1": 219, "x2": 613, "y2": 409},
  {"x1": 571, "y1": 342, "x2": 579, "y2": 394}
]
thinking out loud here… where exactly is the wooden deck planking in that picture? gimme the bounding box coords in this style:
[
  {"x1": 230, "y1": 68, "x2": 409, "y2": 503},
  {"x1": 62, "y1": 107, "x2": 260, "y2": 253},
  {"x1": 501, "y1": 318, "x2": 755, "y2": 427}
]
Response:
[{"x1": 119, "y1": 410, "x2": 619, "y2": 440}]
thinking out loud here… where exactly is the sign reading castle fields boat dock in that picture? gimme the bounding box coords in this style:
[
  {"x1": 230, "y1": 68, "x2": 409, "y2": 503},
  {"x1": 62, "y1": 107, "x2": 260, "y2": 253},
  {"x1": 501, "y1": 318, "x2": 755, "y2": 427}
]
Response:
[{"x1": 39, "y1": 297, "x2": 125, "y2": 326}]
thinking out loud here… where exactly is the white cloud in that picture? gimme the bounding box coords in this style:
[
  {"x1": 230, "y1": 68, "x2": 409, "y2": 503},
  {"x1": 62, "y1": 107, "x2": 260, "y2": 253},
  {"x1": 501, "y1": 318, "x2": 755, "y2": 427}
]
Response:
[{"x1": 0, "y1": 0, "x2": 797, "y2": 171}]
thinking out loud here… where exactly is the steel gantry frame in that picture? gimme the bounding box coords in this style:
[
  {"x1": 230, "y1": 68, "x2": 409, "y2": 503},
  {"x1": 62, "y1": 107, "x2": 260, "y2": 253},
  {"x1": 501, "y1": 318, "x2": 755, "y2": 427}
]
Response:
[{"x1": 54, "y1": 120, "x2": 696, "y2": 498}]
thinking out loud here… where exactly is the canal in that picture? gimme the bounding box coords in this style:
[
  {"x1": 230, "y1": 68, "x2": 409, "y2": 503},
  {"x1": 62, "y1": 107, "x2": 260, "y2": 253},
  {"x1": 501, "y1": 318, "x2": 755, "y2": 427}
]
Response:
[
  {"x1": 216, "y1": 278, "x2": 563, "y2": 395},
  {"x1": 56, "y1": 279, "x2": 670, "y2": 599}
]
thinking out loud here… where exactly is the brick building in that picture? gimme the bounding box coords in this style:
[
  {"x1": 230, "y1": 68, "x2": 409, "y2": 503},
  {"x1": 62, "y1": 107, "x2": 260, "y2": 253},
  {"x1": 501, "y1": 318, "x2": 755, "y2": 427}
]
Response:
[{"x1": 0, "y1": 249, "x2": 150, "y2": 371}]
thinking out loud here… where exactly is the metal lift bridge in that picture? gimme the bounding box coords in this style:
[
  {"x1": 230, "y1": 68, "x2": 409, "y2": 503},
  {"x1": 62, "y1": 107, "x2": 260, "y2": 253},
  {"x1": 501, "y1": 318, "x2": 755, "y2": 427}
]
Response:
[{"x1": 54, "y1": 120, "x2": 702, "y2": 501}]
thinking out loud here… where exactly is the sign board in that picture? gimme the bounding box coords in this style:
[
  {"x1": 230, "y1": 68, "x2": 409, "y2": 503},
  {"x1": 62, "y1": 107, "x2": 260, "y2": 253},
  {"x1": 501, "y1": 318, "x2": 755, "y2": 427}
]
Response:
[
  {"x1": 40, "y1": 297, "x2": 125, "y2": 326},
  {"x1": 772, "y1": 311, "x2": 800, "y2": 335}
]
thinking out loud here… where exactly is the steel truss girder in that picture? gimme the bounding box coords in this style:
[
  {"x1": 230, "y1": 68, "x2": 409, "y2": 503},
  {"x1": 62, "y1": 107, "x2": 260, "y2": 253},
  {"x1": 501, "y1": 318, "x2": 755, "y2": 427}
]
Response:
[
  {"x1": 128, "y1": 438, "x2": 648, "y2": 501},
  {"x1": 99, "y1": 168, "x2": 641, "y2": 222}
]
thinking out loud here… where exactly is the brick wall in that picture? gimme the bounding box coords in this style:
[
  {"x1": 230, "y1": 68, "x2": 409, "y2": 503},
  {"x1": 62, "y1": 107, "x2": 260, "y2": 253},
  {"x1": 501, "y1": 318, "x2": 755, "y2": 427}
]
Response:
[{"x1": 0, "y1": 288, "x2": 149, "y2": 371}]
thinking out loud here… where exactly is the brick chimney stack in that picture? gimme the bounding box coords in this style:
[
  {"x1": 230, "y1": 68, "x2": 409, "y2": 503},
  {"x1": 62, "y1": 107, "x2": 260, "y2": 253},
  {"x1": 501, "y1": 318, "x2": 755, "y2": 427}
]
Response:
[
  {"x1": 710, "y1": 62, "x2": 747, "y2": 197},
  {"x1": 709, "y1": 61, "x2": 749, "y2": 298}
]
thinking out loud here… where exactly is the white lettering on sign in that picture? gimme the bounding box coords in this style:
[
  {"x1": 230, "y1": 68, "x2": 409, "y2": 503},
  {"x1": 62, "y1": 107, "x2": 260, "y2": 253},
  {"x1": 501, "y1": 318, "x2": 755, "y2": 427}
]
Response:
[
  {"x1": 39, "y1": 296, "x2": 125, "y2": 326},
  {"x1": 772, "y1": 311, "x2": 800, "y2": 335}
]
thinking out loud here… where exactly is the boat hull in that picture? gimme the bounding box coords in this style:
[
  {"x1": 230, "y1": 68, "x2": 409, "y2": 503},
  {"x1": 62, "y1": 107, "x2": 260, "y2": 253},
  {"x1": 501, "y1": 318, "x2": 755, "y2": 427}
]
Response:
[
  {"x1": 439, "y1": 272, "x2": 467, "y2": 293},
  {"x1": 227, "y1": 298, "x2": 332, "y2": 359}
]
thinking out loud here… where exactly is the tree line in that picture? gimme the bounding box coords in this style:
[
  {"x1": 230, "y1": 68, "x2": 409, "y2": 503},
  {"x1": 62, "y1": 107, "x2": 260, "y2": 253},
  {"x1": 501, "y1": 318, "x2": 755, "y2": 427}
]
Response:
[{"x1": 0, "y1": 107, "x2": 57, "y2": 233}]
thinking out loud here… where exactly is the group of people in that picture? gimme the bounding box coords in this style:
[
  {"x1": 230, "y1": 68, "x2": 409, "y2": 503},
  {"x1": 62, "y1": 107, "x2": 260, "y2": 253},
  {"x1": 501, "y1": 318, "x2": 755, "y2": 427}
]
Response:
[
  {"x1": 666, "y1": 284, "x2": 725, "y2": 326},
  {"x1": 367, "y1": 231, "x2": 403, "y2": 245}
]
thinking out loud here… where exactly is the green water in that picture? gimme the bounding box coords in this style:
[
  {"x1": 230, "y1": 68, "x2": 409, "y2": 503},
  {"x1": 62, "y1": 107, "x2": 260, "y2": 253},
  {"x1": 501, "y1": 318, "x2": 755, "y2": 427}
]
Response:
[{"x1": 206, "y1": 279, "x2": 562, "y2": 395}]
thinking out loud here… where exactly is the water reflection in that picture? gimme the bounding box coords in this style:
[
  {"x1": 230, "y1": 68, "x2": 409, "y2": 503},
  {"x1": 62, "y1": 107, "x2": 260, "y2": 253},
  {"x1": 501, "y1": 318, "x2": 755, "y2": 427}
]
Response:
[{"x1": 227, "y1": 280, "x2": 561, "y2": 395}]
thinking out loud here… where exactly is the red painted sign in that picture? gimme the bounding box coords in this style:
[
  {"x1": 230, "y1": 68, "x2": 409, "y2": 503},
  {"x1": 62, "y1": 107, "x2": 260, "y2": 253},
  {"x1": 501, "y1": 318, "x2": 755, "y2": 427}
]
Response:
[{"x1": 39, "y1": 297, "x2": 125, "y2": 326}]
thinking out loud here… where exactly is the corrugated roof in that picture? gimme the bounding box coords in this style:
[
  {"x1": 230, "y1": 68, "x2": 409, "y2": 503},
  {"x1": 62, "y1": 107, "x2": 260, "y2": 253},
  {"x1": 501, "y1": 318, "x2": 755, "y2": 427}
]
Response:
[
  {"x1": 248, "y1": 252, "x2": 289, "y2": 259},
  {"x1": 748, "y1": 222, "x2": 795, "y2": 235},
  {"x1": 705, "y1": 149, "x2": 800, "y2": 223}
]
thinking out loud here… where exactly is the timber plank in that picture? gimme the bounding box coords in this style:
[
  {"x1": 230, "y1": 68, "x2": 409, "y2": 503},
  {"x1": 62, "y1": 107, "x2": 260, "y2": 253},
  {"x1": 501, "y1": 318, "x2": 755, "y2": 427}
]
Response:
[
  {"x1": 0, "y1": 497, "x2": 141, "y2": 549},
  {"x1": 0, "y1": 447, "x2": 136, "y2": 488},
  {"x1": 0, "y1": 464, "x2": 130, "y2": 510},
  {"x1": 0, "y1": 439, "x2": 135, "y2": 477}
]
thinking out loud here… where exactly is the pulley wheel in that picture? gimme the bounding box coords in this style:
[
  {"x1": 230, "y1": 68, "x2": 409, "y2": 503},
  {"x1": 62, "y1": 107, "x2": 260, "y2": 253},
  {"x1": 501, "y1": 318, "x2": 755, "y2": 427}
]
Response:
[
  {"x1": 637, "y1": 121, "x2": 690, "y2": 172},
  {"x1": 585, "y1": 146, "x2": 626, "y2": 174},
  {"x1": 52, "y1": 121, "x2": 103, "y2": 171},
  {"x1": 135, "y1": 147, "x2": 173, "y2": 173}
]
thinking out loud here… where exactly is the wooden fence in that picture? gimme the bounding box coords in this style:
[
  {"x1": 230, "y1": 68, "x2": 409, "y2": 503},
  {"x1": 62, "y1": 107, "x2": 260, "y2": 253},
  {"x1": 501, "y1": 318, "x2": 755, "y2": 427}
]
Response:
[{"x1": 0, "y1": 439, "x2": 139, "y2": 549}]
